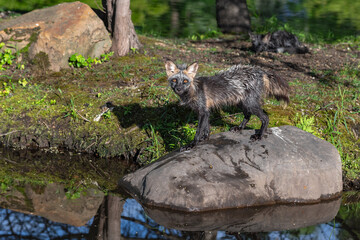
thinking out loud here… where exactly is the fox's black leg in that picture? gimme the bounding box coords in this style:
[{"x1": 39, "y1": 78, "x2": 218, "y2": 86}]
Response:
[
  {"x1": 199, "y1": 110, "x2": 210, "y2": 141},
  {"x1": 180, "y1": 109, "x2": 210, "y2": 151},
  {"x1": 250, "y1": 106, "x2": 269, "y2": 141},
  {"x1": 231, "y1": 108, "x2": 251, "y2": 133},
  {"x1": 194, "y1": 109, "x2": 210, "y2": 143}
]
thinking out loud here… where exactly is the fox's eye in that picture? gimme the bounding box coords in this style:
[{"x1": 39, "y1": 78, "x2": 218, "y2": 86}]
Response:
[
  {"x1": 183, "y1": 79, "x2": 188, "y2": 83},
  {"x1": 172, "y1": 79, "x2": 177, "y2": 83}
]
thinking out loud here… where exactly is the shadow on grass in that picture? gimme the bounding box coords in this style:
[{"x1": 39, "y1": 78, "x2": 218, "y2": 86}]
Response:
[{"x1": 104, "y1": 102, "x2": 247, "y2": 152}]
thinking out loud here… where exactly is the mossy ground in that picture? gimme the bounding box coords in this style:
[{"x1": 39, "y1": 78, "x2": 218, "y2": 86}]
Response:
[{"x1": 0, "y1": 34, "x2": 359, "y2": 193}]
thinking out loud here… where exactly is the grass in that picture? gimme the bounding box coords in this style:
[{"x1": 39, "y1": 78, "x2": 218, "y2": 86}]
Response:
[{"x1": 290, "y1": 68, "x2": 360, "y2": 179}]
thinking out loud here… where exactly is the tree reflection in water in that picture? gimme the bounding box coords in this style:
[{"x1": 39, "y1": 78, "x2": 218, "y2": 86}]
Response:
[{"x1": 0, "y1": 195, "x2": 359, "y2": 239}]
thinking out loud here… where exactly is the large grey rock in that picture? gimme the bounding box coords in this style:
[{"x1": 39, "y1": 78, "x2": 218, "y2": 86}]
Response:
[
  {"x1": 0, "y1": 1, "x2": 111, "y2": 71},
  {"x1": 119, "y1": 125, "x2": 342, "y2": 212}
]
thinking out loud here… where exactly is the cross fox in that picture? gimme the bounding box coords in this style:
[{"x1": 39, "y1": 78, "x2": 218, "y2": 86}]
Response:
[
  {"x1": 165, "y1": 61, "x2": 290, "y2": 151},
  {"x1": 249, "y1": 30, "x2": 309, "y2": 54}
]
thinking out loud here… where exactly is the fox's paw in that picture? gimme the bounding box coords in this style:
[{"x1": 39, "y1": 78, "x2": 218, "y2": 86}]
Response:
[
  {"x1": 230, "y1": 126, "x2": 242, "y2": 133},
  {"x1": 250, "y1": 134, "x2": 262, "y2": 141},
  {"x1": 200, "y1": 134, "x2": 210, "y2": 141},
  {"x1": 179, "y1": 141, "x2": 197, "y2": 152}
]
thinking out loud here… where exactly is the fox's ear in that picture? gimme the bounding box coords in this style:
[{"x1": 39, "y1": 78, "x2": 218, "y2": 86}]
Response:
[
  {"x1": 262, "y1": 33, "x2": 271, "y2": 43},
  {"x1": 186, "y1": 62, "x2": 198, "y2": 79},
  {"x1": 248, "y1": 32, "x2": 255, "y2": 39},
  {"x1": 165, "y1": 60, "x2": 178, "y2": 77}
]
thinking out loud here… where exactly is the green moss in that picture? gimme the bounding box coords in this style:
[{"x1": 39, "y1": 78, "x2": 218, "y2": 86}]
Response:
[
  {"x1": 19, "y1": 27, "x2": 40, "y2": 54},
  {"x1": 3, "y1": 28, "x2": 13, "y2": 35},
  {"x1": 32, "y1": 51, "x2": 50, "y2": 70}
]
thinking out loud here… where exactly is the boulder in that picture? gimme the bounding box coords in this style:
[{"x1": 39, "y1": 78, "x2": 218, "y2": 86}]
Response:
[
  {"x1": 0, "y1": 1, "x2": 111, "y2": 71},
  {"x1": 119, "y1": 125, "x2": 343, "y2": 212}
]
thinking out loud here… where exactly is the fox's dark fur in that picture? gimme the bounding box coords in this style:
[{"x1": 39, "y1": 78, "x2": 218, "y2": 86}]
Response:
[
  {"x1": 165, "y1": 60, "x2": 290, "y2": 151},
  {"x1": 249, "y1": 30, "x2": 309, "y2": 54}
]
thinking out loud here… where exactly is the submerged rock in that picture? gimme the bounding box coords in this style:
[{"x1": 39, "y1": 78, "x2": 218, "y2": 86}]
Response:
[
  {"x1": 0, "y1": 1, "x2": 111, "y2": 71},
  {"x1": 119, "y1": 125, "x2": 342, "y2": 212}
]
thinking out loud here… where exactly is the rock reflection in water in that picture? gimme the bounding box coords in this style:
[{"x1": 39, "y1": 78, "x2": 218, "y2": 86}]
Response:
[
  {"x1": 144, "y1": 198, "x2": 341, "y2": 232},
  {"x1": 0, "y1": 183, "x2": 104, "y2": 227},
  {"x1": 0, "y1": 190, "x2": 358, "y2": 239}
]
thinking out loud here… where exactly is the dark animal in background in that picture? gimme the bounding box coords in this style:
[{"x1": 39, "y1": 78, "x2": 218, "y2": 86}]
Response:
[
  {"x1": 249, "y1": 30, "x2": 309, "y2": 54},
  {"x1": 165, "y1": 60, "x2": 290, "y2": 151}
]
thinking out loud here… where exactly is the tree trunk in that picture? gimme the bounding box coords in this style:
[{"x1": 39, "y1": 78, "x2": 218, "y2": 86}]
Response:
[
  {"x1": 106, "y1": 195, "x2": 123, "y2": 240},
  {"x1": 102, "y1": 0, "x2": 114, "y2": 32},
  {"x1": 103, "y1": 0, "x2": 142, "y2": 56},
  {"x1": 89, "y1": 195, "x2": 124, "y2": 240},
  {"x1": 216, "y1": 0, "x2": 251, "y2": 34},
  {"x1": 170, "y1": 0, "x2": 180, "y2": 37}
]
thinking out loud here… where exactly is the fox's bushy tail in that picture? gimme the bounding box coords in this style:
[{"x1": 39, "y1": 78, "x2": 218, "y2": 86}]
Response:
[{"x1": 264, "y1": 71, "x2": 290, "y2": 105}]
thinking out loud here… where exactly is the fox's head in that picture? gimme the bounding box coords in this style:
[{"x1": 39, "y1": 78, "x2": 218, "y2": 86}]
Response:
[
  {"x1": 249, "y1": 32, "x2": 262, "y2": 48},
  {"x1": 165, "y1": 61, "x2": 198, "y2": 96},
  {"x1": 249, "y1": 32, "x2": 271, "y2": 51}
]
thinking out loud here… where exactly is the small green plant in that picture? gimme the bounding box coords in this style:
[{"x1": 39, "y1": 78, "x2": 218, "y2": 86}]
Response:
[
  {"x1": 0, "y1": 43, "x2": 16, "y2": 70},
  {"x1": 69, "y1": 52, "x2": 114, "y2": 68},
  {"x1": 180, "y1": 124, "x2": 197, "y2": 143},
  {"x1": 189, "y1": 29, "x2": 222, "y2": 41},
  {"x1": 64, "y1": 181, "x2": 85, "y2": 200},
  {"x1": 69, "y1": 54, "x2": 91, "y2": 68},
  {"x1": 33, "y1": 94, "x2": 47, "y2": 106},
  {"x1": 0, "y1": 178, "x2": 13, "y2": 193},
  {"x1": 142, "y1": 123, "x2": 165, "y2": 163},
  {"x1": 16, "y1": 63, "x2": 25, "y2": 70},
  {"x1": 103, "y1": 110, "x2": 111, "y2": 119},
  {"x1": 130, "y1": 47, "x2": 139, "y2": 54},
  {"x1": 209, "y1": 47, "x2": 217, "y2": 53},
  {"x1": 168, "y1": 123, "x2": 197, "y2": 150},
  {"x1": 100, "y1": 51, "x2": 114, "y2": 61},
  {"x1": 63, "y1": 97, "x2": 78, "y2": 120},
  {"x1": 295, "y1": 113, "x2": 316, "y2": 134},
  {"x1": 0, "y1": 79, "x2": 14, "y2": 97},
  {"x1": 1, "y1": 83, "x2": 11, "y2": 97},
  {"x1": 65, "y1": 189, "x2": 82, "y2": 200},
  {"x1": 18, "y1": 78, "x2": 28, "y2": 87}
]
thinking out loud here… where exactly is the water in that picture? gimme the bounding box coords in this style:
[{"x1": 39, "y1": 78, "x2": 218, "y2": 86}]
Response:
[
  {"x1": 2, "y1": 0, "x2": 360, "y2": 40},
  {"x1": 130, "y1": 0, "x2": 360, "y2": 40},
  {"x1": 0, "y1": 181, "x2": 359, "y2": 239},
  {"x1": 1, "y1": 147, "x2": 359, "y2": 239}
]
